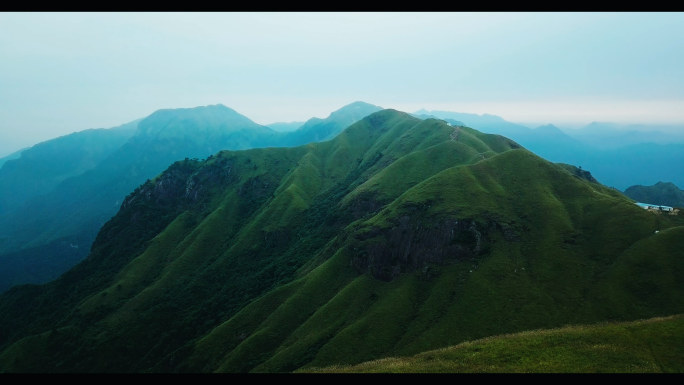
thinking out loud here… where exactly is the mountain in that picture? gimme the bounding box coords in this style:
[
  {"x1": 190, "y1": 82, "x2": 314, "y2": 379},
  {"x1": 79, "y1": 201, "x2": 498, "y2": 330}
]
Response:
[
  {"x1": 0, "y1": 121, "x2": 138, "y2": 215},
  {"x1": 0, "y1": 105, "x2": 274, "y2": 293},
  {"x1": 266, "y1": 101, "x2": 381, "y2": 138},
  {"x1": 136, "y1": 104, "x2": 275, "y2": 146},
  {"x1": 414, "y1": 110, "x2": 589, "y2": 164},
  {"x1": 624, "y1": 182, "x2": 684, "y2": 208},
  {"x1": 280, "y1": 101, "x2": 383, "y2": 146},
  {"x1": 417, "y1": 110, "x2": 684, "y2": 190},
  {"x1": 0, "y1": 148, "x2": 28, "y2": 169},
  {"x1": 0, "y1": 109, "x2": 681, "y2": 373},
  {"x1": 414, "y1": 109, "x2": 532, "y2": 137},
  {"x1": 0, "y1": 102, "x2": 382, "y2": 293}
]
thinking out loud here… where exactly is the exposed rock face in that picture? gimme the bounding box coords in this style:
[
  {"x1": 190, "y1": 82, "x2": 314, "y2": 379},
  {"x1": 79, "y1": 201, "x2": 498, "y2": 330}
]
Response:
[
  {"x1": 556, "y1": 163, "x2": 598, "y2": 184},
  {"x1": 573, "y1": 167, "x2": 598, "y2": 183},
  {"x1": 351, "y1": 216, "x2": 487, "y2": 282},
  {"x1": 121, "y1": 165, "x2": 194, "y2": 211},
  {"x1": 184, "y1": 158, "x2": 237, "y2": 201},
  {"x1": 344, "y1": 192, "x2": 385, "y2": 222},
  {"x1": 121, "y1": 157, "x2": 238, "y2": 224},
  {"x1": 348, "y1": 199, "x2": 527, "y2": 282}
]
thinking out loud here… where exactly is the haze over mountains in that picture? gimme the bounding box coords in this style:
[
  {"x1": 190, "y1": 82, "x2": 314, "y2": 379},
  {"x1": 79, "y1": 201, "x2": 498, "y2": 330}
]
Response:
[
  {"x1": 417, "y1": 109, "x2": 684, "y2": 191},
  {"x1": 0, "y1": 102, "x2": 382, "y2": 293},
  {"x1": 0, "y1": 107, "x2": 681, "y2": 373},
  {"x1": 1, "y1": 101, "x2": 683, "y2": 295},
  {"x1": 1, "y1": 101, "x2": 682, "y2": 296},
  {"x1": 2, "y1": 10, "x2": 683, "y2": 372}
]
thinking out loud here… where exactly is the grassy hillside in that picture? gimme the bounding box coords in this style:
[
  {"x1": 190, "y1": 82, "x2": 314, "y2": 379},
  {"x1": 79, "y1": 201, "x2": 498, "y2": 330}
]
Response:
[
  {"x1": 0, "y1": 109, "x2": 681, "y2": 373},
  {"x1": 302, "y1": 314, "x2": 684, "y2": 373},
  {"x1": 183, "y1": 148, "x2": 683, "y2": 373}
]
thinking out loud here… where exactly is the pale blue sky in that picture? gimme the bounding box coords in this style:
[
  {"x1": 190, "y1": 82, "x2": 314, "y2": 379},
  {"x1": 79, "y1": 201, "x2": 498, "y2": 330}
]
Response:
[{"x1": 1, "y1": 12, "x2": 684, "y2": 156}]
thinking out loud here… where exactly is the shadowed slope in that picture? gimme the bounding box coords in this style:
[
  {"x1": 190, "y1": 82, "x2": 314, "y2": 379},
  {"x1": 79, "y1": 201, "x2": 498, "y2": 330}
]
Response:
[{"x1": 302, "y1": 314, "x2": 684, "y2": 373}]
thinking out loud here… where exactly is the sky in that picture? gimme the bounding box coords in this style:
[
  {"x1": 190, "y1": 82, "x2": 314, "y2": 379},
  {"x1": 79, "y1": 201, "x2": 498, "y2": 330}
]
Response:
[{"x1": 1, "y1": 12, "x2": 684, "y2": 157}]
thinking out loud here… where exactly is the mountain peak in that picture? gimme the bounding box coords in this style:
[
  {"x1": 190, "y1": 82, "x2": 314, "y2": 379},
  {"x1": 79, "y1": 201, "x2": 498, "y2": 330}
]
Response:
[
  {"x1": 339, "y1": 100, "x2": 382, "y2": 110},
  {"x1": 327, "y1": 101, "x2": 383, "y2": 120},
  {"x1": 136, "y1": 104, "x2": 269, "y2": 139},
  {"x1": 283, "y1": 102, "x2": 384, "y2": 144},
  {"x1": 655, "y1": 181, "x2": 679, "y2": 188}
]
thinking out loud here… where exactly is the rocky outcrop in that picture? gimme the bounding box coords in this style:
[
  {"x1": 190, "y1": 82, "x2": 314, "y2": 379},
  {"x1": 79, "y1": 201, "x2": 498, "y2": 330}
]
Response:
[
  {"x1": 349, "y1": 205, "x2": 526, "y2": 282},
  {"x1": 350, "y1": 215, "x2": 486, "y2": 282},
  {"x1": 122, "y1": 157, "x2": 238, "y2": 212}
]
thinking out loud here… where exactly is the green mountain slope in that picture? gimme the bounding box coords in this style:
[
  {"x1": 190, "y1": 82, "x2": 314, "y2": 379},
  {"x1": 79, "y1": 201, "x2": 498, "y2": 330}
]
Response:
[
  {"x1": 185, "y1": 148, "x2": 683, "y2": 373},
  {"x1": 302, "y1": 314, "x2": 684, "y2": 373},
  {"x1": 0, "y1": 109, "x2": 681, "y2": 373}
]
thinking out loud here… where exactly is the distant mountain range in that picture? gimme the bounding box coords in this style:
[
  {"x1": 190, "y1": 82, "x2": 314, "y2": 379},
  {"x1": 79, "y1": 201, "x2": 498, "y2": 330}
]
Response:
[
  {"x1": 3, "y1": 102, "x2": 684, "y2": 295},
  {"x1": 3, "y1": 102, "x2": 684, "y2": 294},
  {"x1": 0, "y1": 121, "x2": 138, "y2": 215},
  {"x1": 624, "y1": 181, "x2": 684, "y2": 208},
  {"x1": 416, "y1": 109, "x2": 684, "y2": 190},
  {"x1": 0, "y1": 101, "x2": 382, "y2": 293},
  {"x1": 567, "y1": 122, "x2": 684, "y2": 149}
]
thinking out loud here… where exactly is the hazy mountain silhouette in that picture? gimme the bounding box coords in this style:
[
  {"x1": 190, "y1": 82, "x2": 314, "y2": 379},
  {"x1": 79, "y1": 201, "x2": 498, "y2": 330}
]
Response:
[
  {"x1": 417, "y1": 110, "x2": 684, "y2": 190},
  {"x1": 0, "y1": 102, "x2": 383, "y2": 293},
  {"x1": 624, "y1": 181, "x2": 684, "y2": 207}
]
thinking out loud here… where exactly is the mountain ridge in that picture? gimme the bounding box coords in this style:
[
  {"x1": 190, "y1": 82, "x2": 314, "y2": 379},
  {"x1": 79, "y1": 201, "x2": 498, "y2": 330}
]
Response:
[
  {"x1": 0, "y1": 108, "x2": 681, "y2": 373},
  {"x1": 624, "y1": 181, "x2": 684, "y2": 208},
  {"x1": 0, "y1": 101, "x2": 383, "y2": 293},
  {"x1": 416, "y1": 109, "x2": 684, "y2": 190}
]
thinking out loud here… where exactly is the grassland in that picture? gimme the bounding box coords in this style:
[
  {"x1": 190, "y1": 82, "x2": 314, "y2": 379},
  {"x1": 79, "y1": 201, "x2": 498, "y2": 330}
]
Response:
[{"x1": 302, "y1": 314, "x2": 684, "y2": 373}]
